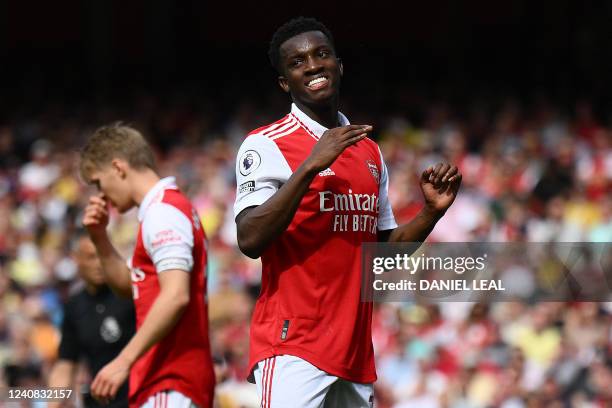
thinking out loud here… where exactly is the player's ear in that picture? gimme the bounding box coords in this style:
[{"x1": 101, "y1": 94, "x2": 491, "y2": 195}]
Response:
[
  {"x1": 278, "y1": 76, "x2": 290, "y2": 93},
  {"x1": 337, "y1": 57, "x2": 343, "y2": 77},
  {"x1": 111, "y1": 158, "x2": 127, "y2": 179}
]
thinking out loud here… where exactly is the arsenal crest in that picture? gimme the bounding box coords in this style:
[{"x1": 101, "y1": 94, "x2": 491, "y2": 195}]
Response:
[{"x1": 366, "y1": 160, "x2": 380, "y2": 184}]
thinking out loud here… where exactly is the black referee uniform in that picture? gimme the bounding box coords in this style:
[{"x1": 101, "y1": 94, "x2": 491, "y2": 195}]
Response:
[{"x1": 59, "y1": 285, "x2": 135, "y2": 408}]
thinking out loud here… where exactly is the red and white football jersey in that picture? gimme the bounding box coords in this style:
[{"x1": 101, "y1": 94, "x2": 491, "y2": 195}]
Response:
[
  {"x1": 234, "y1": 104, "x2": 397, "y2": 383},
  {"x1": 129, "y1": 177, "x2": 214, "y2": 408}
]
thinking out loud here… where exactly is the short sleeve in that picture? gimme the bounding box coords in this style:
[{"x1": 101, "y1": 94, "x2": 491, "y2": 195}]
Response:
[
  {"x1": 233, "y1": 134, "x2": 293, "y2": 218},
  {"x1": 142, "y1": 203, "x2": 194, "y2": 273},
  {"x1": 377, "y1": 147, "x2": 398, "y2": 231},
  {"x1": 58, "y1": 303, "x2": 80, "y2": 361}
]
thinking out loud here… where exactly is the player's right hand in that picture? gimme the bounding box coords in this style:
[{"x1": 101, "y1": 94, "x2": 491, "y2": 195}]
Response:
[
  {"x1": 91, "y1": 356, "x2": 130, "y2": 405},
  {"x1": 305, "y1": 125, "x2": 373, "y2": 172},
  {"x1": 83, "y1": 194, "x2": 110, "y2": 237}
]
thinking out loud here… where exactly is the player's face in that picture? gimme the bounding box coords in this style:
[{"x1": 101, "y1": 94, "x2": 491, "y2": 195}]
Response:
[
  {"x1": 74, "y1": 237, "x2": 104, "y2": 286},
  {"x1": 278, "y1": 31, "x2": 342, "y2": 107},
  {"x1": 88, "y1": 162, "x2": 133, "y2": 213}
]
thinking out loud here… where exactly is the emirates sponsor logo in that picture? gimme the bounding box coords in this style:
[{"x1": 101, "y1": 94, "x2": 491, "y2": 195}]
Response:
[
  {"x1": 319, "y1": 189, "x2": 379, "y2": 213},
  {"x1": 319, "y1": 189, "x2": 379, "y2": 233}
]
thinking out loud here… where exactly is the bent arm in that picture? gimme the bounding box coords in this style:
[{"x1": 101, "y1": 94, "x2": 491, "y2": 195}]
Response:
[
  {"x1": 236, "y1": 160, "x2": 318, "y2": 258},
  {"x1": 83, "y1": 195, "x2": 132, "y2": 297},
  {"x1": 379, "y1": 161, "x2": 461, "y2": 243},
  {"x1": 378, "y1": 206, "x2": 444, "y2": 243},
  {"x1": 90, "y1": 270, "x2": 190, "y2": 403},
  {"x1": 235, "y1": 126, "x2": 371, "y2": 258},
  {"x1": 116, "y1": 269, "x2": 190, "y2": 367},
  {"x1": 90, "y1": 233, "x2": 132, "y2": 298}
]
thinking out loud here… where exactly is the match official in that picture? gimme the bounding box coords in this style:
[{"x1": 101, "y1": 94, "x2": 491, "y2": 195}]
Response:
[{"x1": 48, "y1": 233, "x2": 135, "y2": 407}]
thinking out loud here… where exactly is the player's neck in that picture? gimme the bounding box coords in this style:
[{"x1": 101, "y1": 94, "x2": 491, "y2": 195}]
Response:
[
  {"x1": 131, "y1": 169, "x2": 161, "y2": 206},
  {"x1": 295, "y1": 100, "x2": 339, "y2": 129}
]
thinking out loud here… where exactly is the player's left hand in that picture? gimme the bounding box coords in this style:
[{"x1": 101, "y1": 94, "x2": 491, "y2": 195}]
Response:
[
  {"x1": 91, "y1": 356, "x2": 130, "y2": 405},
  {"x1": 419, "y1": 162, "x2": 462, "y2": 213}
]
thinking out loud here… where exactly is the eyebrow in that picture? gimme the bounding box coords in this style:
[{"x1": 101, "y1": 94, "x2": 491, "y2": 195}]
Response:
[
  {"x1": 285, "y1": 44, "x2": 332, "y2": 60},
  {"x1": 284, "y1": 50, "x2": 305, "y2": 60}
]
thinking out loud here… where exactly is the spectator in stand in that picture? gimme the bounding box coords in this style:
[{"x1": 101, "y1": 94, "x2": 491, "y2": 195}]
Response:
[{"x1": 0, "y1": 92, "x2": 609, "y2": 407}]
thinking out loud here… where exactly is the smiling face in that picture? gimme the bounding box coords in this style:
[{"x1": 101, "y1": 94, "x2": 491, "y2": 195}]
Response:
[{"x1": 278, "y1": 30, "x2": 343, "y2": 108}]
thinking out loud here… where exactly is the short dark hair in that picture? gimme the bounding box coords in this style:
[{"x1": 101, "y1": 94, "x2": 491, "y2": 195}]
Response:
[{"x1": 268, "y1": 17, "x2": 335, "y2": 73}]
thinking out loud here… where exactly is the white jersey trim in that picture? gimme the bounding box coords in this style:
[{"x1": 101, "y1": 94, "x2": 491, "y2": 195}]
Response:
[
  {"x1": 138, "y1": 177, "x2": 178, "y2": 222},
  {"x1": 253, "y1": 355, "x2": 373, "y2": 408},
  {"x1": 262, "y1": 117, "x2": 298, "y2": 139},
  {"x1": 290, "y1": 103, "x2": 350, "y2": 139},
  {"x1": 377, "y1": 146, "x2": 398, "y2": 231},
  {"x1": 250, "y1": 115, "x2": 294, "y2": 137},
  {"x1": 269, "y1": 121, "x2": 301, "y2": 140},
  {"x1": 140, "y1": 390, "x2": 198, "y2": 408}
]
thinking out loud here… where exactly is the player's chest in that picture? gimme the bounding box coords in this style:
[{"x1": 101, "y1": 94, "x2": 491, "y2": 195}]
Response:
[
  {"x1": 278, "y1": 136, "x2": 382, "y2": 195},
  {"x1": 315, "y1": 147, "x2": 381, "y2": 195}
]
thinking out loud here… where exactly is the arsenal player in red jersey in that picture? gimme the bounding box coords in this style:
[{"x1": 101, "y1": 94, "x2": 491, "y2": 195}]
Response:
[
  {"x1": 80, "y1": 124, "x2": 214, "y2": 407},
  {"x1": 234, "y1": 17, "x2": 462, "y2": 407}
]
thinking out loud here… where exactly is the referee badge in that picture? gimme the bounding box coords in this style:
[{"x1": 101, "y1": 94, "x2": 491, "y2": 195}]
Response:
[{"x1": 100, "y1": 316, "x2": 122, "y2": 343}]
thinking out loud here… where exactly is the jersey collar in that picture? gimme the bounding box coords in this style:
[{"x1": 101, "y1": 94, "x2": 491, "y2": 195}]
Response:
[
  {"x1": 138, "y1": 176, "x2": 178, "y2": 221},
  {"x1": 290, "y1": 103, "x2": 350, "y2": 139}
]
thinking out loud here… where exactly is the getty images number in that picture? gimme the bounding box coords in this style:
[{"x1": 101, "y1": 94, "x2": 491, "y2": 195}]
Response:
[{"x1": 8, "y1": 388, "x2": 73, "y2": 400}]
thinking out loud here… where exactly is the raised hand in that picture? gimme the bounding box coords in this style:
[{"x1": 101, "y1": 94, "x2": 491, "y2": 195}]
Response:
[
  {"x1": 82, "y1": 194, "x2": 110, "y2": 239},
  {"x1": 420, "y1": 163, "x2": 462, "y2": 213},
  {"x1": 305, "y1": 125, "x2": 373, "y2": 172},
  {"x1": 90, "y1": 356, "x2": 130, "y2": 405}
]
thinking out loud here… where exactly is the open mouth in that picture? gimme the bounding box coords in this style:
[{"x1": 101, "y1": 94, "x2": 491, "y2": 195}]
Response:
[{"x1": 306, "y1": 76, "x2": 329, "y2": 90}]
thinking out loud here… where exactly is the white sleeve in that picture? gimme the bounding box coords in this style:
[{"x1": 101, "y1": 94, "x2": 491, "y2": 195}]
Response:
[
  {"x1": 233, "y1": 134, "x2": 293, "y2": 218},
  {"x1": 142, "y1": 203, "x2": 194, "y2": 273},
  {"x1": 377, "y1": 147, "x2": 398, "y2": 231}
]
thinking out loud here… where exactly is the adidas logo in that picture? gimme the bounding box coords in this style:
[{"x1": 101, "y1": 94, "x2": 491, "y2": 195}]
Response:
[{"x1": 318, "y1": 168, "x2": 335, "y2": 177}]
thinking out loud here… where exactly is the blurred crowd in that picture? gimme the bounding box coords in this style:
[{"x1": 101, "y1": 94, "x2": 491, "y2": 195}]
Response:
[{"x1": 0, "y1": 93, "x2": 610, "y2": 407}]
